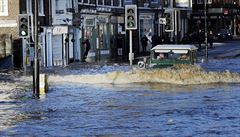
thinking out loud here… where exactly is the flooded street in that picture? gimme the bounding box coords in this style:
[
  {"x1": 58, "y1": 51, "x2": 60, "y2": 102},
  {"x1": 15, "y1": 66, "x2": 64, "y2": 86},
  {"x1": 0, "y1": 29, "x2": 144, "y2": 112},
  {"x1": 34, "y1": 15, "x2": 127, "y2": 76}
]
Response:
[{"x1": 1, "y1": 58, "x2": 240, "y2": 136}]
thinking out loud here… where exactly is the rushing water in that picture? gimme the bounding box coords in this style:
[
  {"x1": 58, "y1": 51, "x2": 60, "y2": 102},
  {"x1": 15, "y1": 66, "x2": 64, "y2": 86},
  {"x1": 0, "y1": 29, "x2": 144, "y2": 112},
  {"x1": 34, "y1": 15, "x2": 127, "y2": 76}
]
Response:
[{"x1": 0, "y1": 59, "x2": 240, "y2": 136}]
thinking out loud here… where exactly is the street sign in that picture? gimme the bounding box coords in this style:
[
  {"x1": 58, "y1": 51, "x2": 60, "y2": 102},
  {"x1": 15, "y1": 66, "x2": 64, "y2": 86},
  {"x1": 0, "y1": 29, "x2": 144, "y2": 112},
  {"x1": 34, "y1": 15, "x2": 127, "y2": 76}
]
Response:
[
  {"x1": 159, "y1": 18, "x2": 166, "y2": 25},
  {"x1": 53, "y1": 26, "x2": 68, "y2": 35},
  {"x1": 125, "y1": 5, "x2": 137, "y2": 30}
]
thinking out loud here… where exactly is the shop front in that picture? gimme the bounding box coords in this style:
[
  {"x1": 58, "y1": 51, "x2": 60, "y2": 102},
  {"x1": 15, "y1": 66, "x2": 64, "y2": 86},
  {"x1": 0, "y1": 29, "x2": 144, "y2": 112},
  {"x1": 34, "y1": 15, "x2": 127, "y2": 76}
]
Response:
[
  {"x1": 81, "y1": 12, "x2": 113, "y2": 62},
  {"x1": 139, "y1": 13, "x2": 155, "y2": 53}
]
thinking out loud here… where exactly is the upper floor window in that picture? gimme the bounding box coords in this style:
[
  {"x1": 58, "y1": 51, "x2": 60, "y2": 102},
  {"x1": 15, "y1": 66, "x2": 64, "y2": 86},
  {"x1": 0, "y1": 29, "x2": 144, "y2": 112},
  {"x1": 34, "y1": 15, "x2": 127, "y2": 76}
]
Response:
[
  {"x1": 0, "y1": 0, "x2": 8, "y2": 16},
  {"x1": 83, "y1": 0, "x2": 88, "y2": 3},
  {"x1": 105, "y1": 0, "x2": 112, "y2": 6},
  {"x1": 113, "y1": 0, "x2": 120, "y2": 6},
  {"x1": 90, "y1": 0, "x2": 96, "y2": 4},
  {"x1": 39, "y1": 0, "x2": 45, "y2": 16},
  {"x1": 98, "y1": 0, "x2": 103, "y2": 5},
  {"x1": 66, "y1": 0, "x2": 73, "y2": 13},
  {"x1": 56, "y1": 0, "x2": 64, "y2": 14},
  {"x1": 197, "y1": 0, "x2": 203, "y2": 4},
  {"x1": 192, "y1": 0, "x2": 196, "y2": 4}
]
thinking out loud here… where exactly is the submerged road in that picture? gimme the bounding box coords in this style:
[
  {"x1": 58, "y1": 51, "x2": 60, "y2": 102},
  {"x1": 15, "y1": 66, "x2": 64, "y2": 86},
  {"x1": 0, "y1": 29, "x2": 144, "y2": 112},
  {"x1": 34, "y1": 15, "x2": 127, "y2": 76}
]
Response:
[
  {"x1": 0, "y1": 40, "x2": 240, "y2": 136},
  {"x1": 198, "y1": 40, "x2": 240, "y2": 59}
]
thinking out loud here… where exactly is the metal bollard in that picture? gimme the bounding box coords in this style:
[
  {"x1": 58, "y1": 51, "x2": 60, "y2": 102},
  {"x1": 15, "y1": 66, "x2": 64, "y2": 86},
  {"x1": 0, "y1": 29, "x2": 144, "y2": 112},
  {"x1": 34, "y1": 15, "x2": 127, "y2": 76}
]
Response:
[{"x1": 39, "y1": 74, "x2": 48, "y2": 95}]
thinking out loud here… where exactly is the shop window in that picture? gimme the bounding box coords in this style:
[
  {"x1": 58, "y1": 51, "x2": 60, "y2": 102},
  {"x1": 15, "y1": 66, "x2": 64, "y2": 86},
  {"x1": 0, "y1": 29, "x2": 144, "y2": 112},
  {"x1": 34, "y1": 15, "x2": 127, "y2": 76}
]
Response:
[
  {"x1": 83, "y1": 0, "x2": 88, "y2": 4},
  {"x1": 0, "y1": 0, "x2": 8, "y2": 16}
]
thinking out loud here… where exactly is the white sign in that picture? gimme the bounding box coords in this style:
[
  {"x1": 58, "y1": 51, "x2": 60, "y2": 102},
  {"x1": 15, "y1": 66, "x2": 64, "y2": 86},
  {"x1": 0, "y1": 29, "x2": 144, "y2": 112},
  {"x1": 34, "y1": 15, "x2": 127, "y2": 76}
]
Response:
[
  {"x1": 100, "y1": 50, "x2": 110, "y2": 55},
  {"x1": 175, "y1": 0, "x2": 190, "y2": 8},
  {"x1": 159, "y1": 18, "x2": 166, "y2": 25},
  {"x1": 53, "y1": 26, "x2": 68, "y2": 35},
  {"x1": 0, "y1": 20, "x2": 17, "y2": 27}
]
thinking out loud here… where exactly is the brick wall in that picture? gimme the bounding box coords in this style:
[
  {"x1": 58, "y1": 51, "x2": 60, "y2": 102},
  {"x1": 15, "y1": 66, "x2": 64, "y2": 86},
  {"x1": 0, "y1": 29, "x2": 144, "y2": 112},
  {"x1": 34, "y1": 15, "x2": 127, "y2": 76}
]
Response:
[{"x1": 0, "y1": 0, "x2": 20, "y2": 39}]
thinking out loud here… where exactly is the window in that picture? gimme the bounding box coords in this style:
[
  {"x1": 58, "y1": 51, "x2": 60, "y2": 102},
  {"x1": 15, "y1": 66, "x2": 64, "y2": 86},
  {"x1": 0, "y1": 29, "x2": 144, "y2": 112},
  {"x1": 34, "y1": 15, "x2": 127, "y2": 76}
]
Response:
[
  {"x1": 113, "y1": 0, "x2": 121, "y2": 6},
  {"x1": 197, "y1": 0, "x2": 203, "y2": 4},
  {"x1": 55, "y1": 0, "x2": 64, "y2": 14},
  {"x1": 90, "y1": 0, "x2": 96, "y2": 4},
  {"x1": 105, "y1": 0, "x2": 111, "y2": 6},
  {"x1": 98, "y1": 0, "x2": 103, "y2": 5},
  {"x1": 27, "y1": 0, "x2": 32, "y2": 13},
  {"x1": 83, "y1": 0, "x2": 88, "y2": 3},
  {"x1": 0, "y1": 0, "x2": 8, "y2": 16},
  {"x1": 66, "y1": 0, "x2": 73, "y2": 13},
  {"x1": 39, "y1": 0, "x2": 44, "y2": 16},
  {"x1": 192, "y1": 0, "x2": 195, "y2": 4}
]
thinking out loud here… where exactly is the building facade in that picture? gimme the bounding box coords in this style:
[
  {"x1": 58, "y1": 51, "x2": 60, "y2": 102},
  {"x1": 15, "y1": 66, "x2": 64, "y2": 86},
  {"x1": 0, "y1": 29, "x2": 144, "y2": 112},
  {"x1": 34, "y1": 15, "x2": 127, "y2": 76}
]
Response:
[
  {"x1": 0, "y1": 0, "x2": 19, "y2": 68},
  {"x1": 1, "y1": 0, "x2": 194, "y2": 69},
  {"x1": 191, "y1": 0, "x2": 239, "y2": 36}
]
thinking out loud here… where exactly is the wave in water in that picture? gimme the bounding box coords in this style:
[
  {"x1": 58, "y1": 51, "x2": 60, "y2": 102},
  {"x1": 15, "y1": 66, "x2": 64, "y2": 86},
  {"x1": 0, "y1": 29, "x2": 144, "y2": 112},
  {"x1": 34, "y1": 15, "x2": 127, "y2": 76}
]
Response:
[{"x1": 48, "y1": 65, "x2": 240, "y2": 85}]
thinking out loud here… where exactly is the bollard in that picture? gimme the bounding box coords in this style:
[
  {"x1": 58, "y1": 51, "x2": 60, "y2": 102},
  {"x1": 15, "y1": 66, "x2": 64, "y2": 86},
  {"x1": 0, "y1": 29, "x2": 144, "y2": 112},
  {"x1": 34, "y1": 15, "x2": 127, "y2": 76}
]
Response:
[{"x1": 39, "y1": 74, "x2": 48, "y2": 95}]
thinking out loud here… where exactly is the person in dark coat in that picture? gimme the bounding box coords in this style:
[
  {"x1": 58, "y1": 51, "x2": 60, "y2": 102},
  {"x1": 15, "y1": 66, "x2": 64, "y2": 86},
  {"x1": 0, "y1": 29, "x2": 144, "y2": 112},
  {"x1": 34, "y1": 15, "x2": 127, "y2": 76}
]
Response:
[
  {"x1": 208, "y1": 30, "x2": 214, "y2": 48},
  {"x1": 181, "y1": 33, "x2": 190, "y2": 44},
  {"x1": 141, "y1": 35, "x2": 148, "y2": 53},
  {"x1": 82, "y1": 39, "x2": 91, "y2": 60},
  {"x1": 151, "y1": 33, "x2": 158, "y2": 47}
]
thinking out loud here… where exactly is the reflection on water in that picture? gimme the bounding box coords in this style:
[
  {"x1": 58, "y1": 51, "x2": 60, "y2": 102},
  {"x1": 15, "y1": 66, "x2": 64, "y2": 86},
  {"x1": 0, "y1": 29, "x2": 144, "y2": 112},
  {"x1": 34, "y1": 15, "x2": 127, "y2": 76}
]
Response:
[{"x1": 1, "y1": 83, "x2": 240, "y2": 136}]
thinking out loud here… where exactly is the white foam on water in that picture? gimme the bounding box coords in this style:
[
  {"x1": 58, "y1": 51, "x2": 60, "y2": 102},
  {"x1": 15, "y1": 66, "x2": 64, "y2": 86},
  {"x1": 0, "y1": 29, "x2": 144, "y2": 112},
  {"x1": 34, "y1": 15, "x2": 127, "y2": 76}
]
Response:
[{"x1": 48, "y1": 65, "x2": 240, "y2": 85}]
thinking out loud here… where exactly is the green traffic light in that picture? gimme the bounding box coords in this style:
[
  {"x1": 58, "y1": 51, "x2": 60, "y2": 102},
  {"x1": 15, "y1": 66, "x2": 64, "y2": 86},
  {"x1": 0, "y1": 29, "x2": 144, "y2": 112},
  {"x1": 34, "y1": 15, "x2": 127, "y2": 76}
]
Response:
[{"x1": 21, "y1": 30, "x2": 27, "y2": 36}]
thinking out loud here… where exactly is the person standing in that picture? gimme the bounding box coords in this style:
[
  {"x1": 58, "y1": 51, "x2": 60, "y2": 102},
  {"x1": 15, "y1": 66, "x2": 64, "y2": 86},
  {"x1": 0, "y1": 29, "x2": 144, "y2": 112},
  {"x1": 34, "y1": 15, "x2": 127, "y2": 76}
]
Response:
[
  {"x1": 208, "y1": 30, "x2": 214, "y2": 48},
  {"x1": 151, "y1": 33, "x2": 158, "y2": 47},
  {"x1": 82, "y1": 39, "x2": 91, "y2": 61},
  {"x1": 141, "y1": 35, "x2": 148, "y2": 54}
]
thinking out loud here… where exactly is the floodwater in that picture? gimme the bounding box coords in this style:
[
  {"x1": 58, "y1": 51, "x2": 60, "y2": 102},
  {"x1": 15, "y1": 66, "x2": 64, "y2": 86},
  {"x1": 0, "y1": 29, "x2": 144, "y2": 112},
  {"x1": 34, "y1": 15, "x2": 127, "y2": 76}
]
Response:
[{"x1": 0, "y1": 59, "x2": 240, "y2": 136}]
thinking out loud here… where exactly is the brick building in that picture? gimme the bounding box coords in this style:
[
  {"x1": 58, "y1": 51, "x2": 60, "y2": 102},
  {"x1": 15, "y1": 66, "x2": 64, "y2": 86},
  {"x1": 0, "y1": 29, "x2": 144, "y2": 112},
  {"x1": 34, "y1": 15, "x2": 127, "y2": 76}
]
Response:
[{"x1": 0, "y1": 0, "x2": 20, "y2": 68}]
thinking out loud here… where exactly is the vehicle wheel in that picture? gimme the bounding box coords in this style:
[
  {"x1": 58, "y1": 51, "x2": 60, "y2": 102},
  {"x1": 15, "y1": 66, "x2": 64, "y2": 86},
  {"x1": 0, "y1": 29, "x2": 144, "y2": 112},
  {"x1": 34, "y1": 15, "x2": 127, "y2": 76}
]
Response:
[{"x1": 138, "y1": 61, "x2": 145, "y2": 69}]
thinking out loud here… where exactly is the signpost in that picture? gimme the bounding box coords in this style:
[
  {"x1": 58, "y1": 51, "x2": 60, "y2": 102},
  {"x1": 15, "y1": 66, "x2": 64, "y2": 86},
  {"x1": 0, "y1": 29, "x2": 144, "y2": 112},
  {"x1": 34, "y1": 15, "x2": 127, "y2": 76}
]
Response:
[{"x1": 125, "y1": 5, "x2": 137, "y2": 67}]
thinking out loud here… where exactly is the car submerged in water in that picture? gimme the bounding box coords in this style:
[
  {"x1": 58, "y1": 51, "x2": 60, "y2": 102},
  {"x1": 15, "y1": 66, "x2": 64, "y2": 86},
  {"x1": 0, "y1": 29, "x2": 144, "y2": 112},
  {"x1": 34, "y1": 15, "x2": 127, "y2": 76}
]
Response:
[{"x1": 137, "y1": 44, "x2": 198, "y2": 68}]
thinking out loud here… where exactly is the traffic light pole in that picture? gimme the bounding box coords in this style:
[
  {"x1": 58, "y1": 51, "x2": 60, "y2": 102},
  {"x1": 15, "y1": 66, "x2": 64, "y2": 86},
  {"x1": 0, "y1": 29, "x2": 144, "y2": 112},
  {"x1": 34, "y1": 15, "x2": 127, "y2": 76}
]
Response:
[
  {"x1": 161, "y1": 0, "x2": 164, "y2": 36},
  {"x1": 33, "y1": 0, "x2": 39, "y2": 98},
  {"x1": 129, "y1": 30, "x2": 133, "y2": 67}
]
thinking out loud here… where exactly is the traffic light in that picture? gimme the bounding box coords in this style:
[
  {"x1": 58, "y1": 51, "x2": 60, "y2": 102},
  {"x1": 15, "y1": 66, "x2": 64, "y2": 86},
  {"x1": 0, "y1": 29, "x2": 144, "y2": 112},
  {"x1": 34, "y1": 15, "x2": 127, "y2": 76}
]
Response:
[
  {"x1": 125, "y1": 5, "x2": 137, "y2": 30},
  {"x1": 164, "y1": 12, "x2": 172, "y2": 31},
  {"x1": 19, "y1": 14, "x2": 30, "y2": 38}
]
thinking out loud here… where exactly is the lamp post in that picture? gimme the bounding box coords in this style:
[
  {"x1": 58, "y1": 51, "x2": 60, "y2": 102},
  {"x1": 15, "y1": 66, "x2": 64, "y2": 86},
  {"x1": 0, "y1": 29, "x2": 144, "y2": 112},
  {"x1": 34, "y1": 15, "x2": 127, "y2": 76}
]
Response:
[
  {"x1": 204, "y1": 0, "x2": 208, "y2": 60},
  {"x1": 33, "y1": 0, "x2": 39, "y2": 98},
  {"x1": 161, "y1": 0, "x2": 165, "y2": 36}
]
